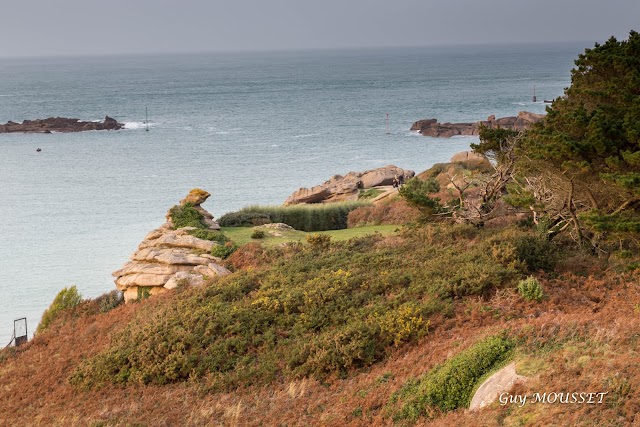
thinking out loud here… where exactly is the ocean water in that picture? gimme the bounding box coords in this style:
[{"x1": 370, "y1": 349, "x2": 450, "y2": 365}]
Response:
[{"x1": 0, "y1": 43, "x2": 583, "y2": 343}]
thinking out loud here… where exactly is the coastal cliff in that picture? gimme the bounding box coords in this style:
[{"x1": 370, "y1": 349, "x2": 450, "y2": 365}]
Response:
[
  {"x1": 0, "y1": 116, "x2": 123, "y2": 133},
  {"x1": 411, "y1": 111, "x2": 544, "y2": 137}
]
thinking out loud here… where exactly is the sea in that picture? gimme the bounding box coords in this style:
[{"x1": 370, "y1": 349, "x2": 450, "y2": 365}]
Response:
[{"x1": 0, "y1": 42, "x2": 584, "y2": 344}]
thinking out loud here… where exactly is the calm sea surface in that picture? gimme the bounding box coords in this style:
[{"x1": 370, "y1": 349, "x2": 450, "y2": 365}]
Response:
[{"x1": 0, "y1": 43, "x2": 583, "y2": 342}]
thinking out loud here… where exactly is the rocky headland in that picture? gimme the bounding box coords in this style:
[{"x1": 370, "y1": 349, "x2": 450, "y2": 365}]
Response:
[
  {"x1": 113, "y1": 189, "x2": 229, "y2": 303},
  {"x1": 284, "y1": 165, "x2": 414, "y2": 205},
  {"x1": 0, "y1": 116, "x2": 124, "y2": 133},
  {"x1": 411, "y1": 111, "x2": 544, "y2": 137}
]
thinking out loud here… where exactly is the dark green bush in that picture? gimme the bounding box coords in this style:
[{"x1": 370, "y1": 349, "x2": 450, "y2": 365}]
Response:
[
  {"x1": 515, "y1": 235, "x2": 557, "y2": 272},
  {"x1": 218, "y1": 202, "x2": 369, "y2": 232},
  {"x1": 211, "y1": 242, "x2": 239, "y2": 259},
  {"x1": 390, "y1": 334, "x2": 514, "y2": 420},
  {"x1": 187, "y1": 228, "x2": 230, "y2": 244},
  {"x1": 398, "y1": 178, "x2": 442, "y2": 214},
  {"x1": 168, "y1": 203, "x2": 207, "y2": 229},
  {"x1": 37, "y1": 286, "x2": 83, "y2": 334},
  {"x1": 218, "y1": 211, "x2": 272, "y2": 227},
  {"x1": 94, "y1": 290, "x2": 124, "y2": 313},
  {"x1": 251, "y1": 230, "x2": 265, "y2": 239}
]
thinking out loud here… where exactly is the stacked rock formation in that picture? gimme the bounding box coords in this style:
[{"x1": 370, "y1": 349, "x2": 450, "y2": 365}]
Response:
[
  {"x1": 114, "y1": 189, "x2": 229, "y2": 303},
  {"x1": 411, "y1": 111, "x2": 544, "y2": 137},
  {"x1": 284, "y1": 165, "x2": 414, "y2": 205},
  {"x1": 0, "y1": 116, "x2": 124, "y2": 133}
]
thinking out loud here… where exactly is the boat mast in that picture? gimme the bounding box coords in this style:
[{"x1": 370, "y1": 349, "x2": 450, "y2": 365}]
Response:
[
  {"x1": 145, "y1": 107, "x2": 149, "y2": 132},
  {"x1": 532, "y1": 85, "x2": 537, "y2": 103},
  {"x1": 386, "y1": 112, "x2": 390, "y2": 134}
]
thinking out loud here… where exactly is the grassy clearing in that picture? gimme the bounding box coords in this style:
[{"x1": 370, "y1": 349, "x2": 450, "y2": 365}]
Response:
[{"x1": 222, "y1": 224, "x2": 399, "y2": 247}]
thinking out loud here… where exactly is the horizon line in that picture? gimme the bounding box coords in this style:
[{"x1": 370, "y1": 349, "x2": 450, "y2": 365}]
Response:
[{"x1": 0, "y1": 39, "x2": 596, "y2": 61}]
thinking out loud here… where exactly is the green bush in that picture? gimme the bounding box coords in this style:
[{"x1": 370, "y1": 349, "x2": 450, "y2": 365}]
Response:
[
  {"x1": 398, "y1": 178, "x2": 442, "y2": 214},
  {"x1": 518, "y1": 276, "x2": 544, "y2": 302},
  {"x1": 218, "y1": 202, "x2": 369, "y2": 231},
  {"x1": 94, "y1": 290, "x2": 124, "y2": 313},
  {"x1": 359, "y1": 188, "x2": 383, "y2": 200},
  {"x1": 187, "y1": 228, "x2": 230, "y2": 244},
  {"x1": 217, "y1": 211, "x2": 272, "y2": 227},
  {"x1": 514, "y1": 235, "x2": 557, "y2": 272},
  {"x1": 211, "y1": 242, "x2": 239, "y2": 259},
  {"x1": 37, "y1": 286, "x2": 83, "y2": 334},
  {"x1": 390, "y1": 334, "x2": 514, "y2": 420},
  {"x1": 168, "y1": 203, "x2": 207, "y2": 229},
  {"x1": 251, "y1": 230, "x2": 265, "y2": 239}
]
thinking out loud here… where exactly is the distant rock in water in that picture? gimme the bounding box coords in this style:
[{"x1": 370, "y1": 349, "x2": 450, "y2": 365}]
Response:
[
  {"x1": 0, "y1": 116, "x2": 124, "y2": 133},
  {"x1": 113, "y1": 189, "x2": 228, "y2": 303},
  {"x1": 411, "y1": 111, "x2": 544, "y2": 137},
  {"x1": 284, "y1": 165, "x2": 414, "y2": 205}
]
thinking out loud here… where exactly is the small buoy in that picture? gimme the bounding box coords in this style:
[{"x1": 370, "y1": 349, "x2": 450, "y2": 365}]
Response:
[{"x1": 36, "y1": 148, "x2": 42, "y2": 152}]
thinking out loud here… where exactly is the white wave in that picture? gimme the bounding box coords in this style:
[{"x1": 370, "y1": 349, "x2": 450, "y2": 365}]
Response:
[
  {"x1": 271, "y1": 144, "x2": 279, "y2": 147},
  {"x1": 292, "y1": 133, "x2": 319, "y2": 139},
  {"x1": 215, "y1": 131, "x2": 230, "y2": 135},
  {"x1": 0, "y1": 94, "x2": 15, "y2": 97},
  {"x1": 123, "y1": 121, "x2": 156, "y2": 130}
]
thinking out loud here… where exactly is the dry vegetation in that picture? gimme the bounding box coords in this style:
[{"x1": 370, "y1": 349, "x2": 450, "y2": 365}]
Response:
[{"x1": 1, "y1": 223, "x2": 639, "y2": 426}]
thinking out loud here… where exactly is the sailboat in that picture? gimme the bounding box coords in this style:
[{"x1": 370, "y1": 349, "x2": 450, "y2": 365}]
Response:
[{"x1": 145, "y1": 107, "x2": 149, "y2": 132}]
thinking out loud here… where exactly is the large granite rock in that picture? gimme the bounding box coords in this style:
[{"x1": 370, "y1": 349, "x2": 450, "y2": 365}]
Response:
[
  {"x1": 0, "y1": 116, "x2": 124, "y2": 133},
  {"x1": 284, "y1": 165, "x2": 414, "y2": 205},
  {"x1": 166, "y1": 188, "x2": 221, "y2": 230},
  {"x1": 411, "y1": 111, "x2": 544, "y2": 137},
  {"x1": 114, "y1": 190, "x2": 229, "y2": 303}
]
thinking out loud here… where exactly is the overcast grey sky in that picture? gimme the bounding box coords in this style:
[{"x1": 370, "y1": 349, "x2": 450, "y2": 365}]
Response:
[{"x1": 1, "y1": 0, "x2": 638, "y2": 57}]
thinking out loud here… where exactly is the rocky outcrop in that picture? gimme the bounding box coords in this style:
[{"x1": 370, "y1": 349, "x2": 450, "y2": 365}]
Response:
[
  {"x1": 114, "y1": 189, "x2": 228, "y2": 303},
  {"x1": 0, "y1": 116, "x2": 124, "y2": 133},
  {"x1": 284, "y1": 165, "x2": 415, "y2": 205},
  {"x1": 411, "y1": 111, "x2": 544, "y2": 137}
]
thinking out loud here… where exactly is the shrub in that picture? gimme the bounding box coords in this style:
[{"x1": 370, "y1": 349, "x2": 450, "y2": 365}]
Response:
[
  {"x1": 515, "y1": 235, "x2": 557, "y2": 272},
  {"x1": 217, "y1": 211, "x2": 272, "y2": 227},
  {"x1": 211, "y1": 242, "x2": 239, "y2": 259},
  {"x1": 390, "y1": 334, "x2": 514, "y2": 420},
  {"x1": 358, "y1": 188, "x2": 383, "y2": 200},
  {"x1": 251, "y1": 230, "x2": 265, "y2": 239},
  {"x1": 518, "y1": 276, "x2": 544, "y2": 302},
  {"x1": 219, "y1": 202, "x2": 369, "y2": 231},
  {"x1": 37, "y1": 286, "x2": 83, "y2": 334},
  {"x1": 398, "y1": 178, "x2": 442, "y2": 214},
  {"x1": 187, "y1": 228, "x2": 230, "y2": 244},
  {"x1": 168, "y1": 203, "x2": 206, "y2": 229},
  {"x1": 306, "y1": 233, "x2": 331, "y2": 250},
  {"x1": 94, "y1": 290, "x2": 124, "y2": 313}
]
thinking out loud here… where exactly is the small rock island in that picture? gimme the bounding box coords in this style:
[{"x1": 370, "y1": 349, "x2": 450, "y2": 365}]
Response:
[
  {"x1": 0, "y1": 116, "x2": 124, "y2": 133},
  {"x1": 411, "y1": 111, "x2": 544, "y2": 137}
]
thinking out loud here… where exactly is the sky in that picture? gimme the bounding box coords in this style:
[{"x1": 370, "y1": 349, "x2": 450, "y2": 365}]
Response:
[{"x1": 0, "y1": 0, "x2": 638, "y2": 57}]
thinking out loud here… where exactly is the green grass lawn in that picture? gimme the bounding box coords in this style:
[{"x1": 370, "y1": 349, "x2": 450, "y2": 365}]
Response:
[{"x1": 221, "y1": 224, "x2": 400, "y2": 247}]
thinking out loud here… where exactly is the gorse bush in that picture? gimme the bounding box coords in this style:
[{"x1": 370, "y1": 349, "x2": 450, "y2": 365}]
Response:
[
  {"x1": 218, "y1": 202, "x2": 370, "y2": 231},
  {"x1": 518, "y1": 276, "x2": 544, "y2": 302},
  {"x1": 94, "y1": 290, "x2": 124, "y2": 313},
  {"x1": 70, "y1": 225, "x2": 525, "y2": 391},
  {"x1": 211, "y1": 242, "x2": 239, "y2": 259},
  {"x1": 251, "y1": 230, "x2": 265, "y2": 239},
  {"x1": 37, "y1": 286, "x2": 83, "y2": 334},
  {"x1": 187, "y1": 228, "x2": 230, "y2": 244},
  {"x1": 389, "y1": 334, "x2": 515, "y2": 420},
  {"x1": 168, "y1": 203, "x2": 207, "y2": 229}
]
